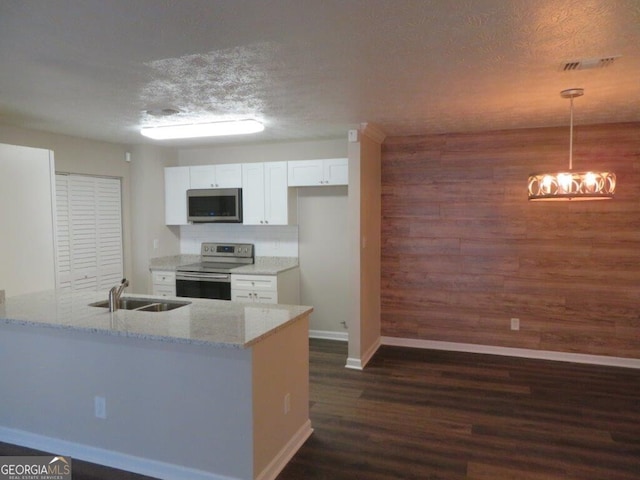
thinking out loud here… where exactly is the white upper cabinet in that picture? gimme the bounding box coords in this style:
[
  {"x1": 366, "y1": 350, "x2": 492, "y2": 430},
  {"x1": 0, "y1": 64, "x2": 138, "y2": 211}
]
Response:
[
  {"x1": 164, "y1": 166, "x2": 190, "y2": 225},
  {"x1": 165, "y1": 163, "x2": 242, "y2": 225},
  {"x1": 241, "y1": 163, "x2": 265, "y2": 225},
  {"x1": 189, "y1": 163, "x2": 242, "y2": 189},
  {"x1": 242, "y1": 161, "x2": 295, "y2": 225},
  {"x1": 287, "y1": 158, "x2": 348, "y2": 186}
]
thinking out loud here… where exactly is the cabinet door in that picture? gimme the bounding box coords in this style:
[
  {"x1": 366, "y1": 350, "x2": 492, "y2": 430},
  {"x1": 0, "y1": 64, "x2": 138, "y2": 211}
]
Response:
[
  {"x1": 324, "y1": 158, "x2": 349, "y2": 185},
  {"x1": 214, "y1": 163, "x2": 242, "y2": 188},
  {"x1": 287, "y1": 160, "x2": 323, "y2": 186},
  {"x1": 231, "y1": 290, "x2": 253, "y2": 302},
  {"x1": 164, "y1": 167, "x2": 190, "y2": 225},
  {"x1": 231, "y1": 289, "x2": 277, "y2": 304},
  {"x1": 264, "y1": 161, "x2": 289, "y2": 225},
  {"x1": 189, "y1": 165, "x2": 217, "y2": 188},
  {"x1": 241, "y1": 163, "x2": 265, "y2": 225},
  {"x1": 254, "y1": 291, "x2": 278, "y2": 304}
]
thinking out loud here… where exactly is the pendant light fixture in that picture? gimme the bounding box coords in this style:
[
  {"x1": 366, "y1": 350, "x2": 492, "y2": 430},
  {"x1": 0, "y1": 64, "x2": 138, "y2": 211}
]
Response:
[{"x1": 527, "y1": 88, "x2": 616, "y2": 201}]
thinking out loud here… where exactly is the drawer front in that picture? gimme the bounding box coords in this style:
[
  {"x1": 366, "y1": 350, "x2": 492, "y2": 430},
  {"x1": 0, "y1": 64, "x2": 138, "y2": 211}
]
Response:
[
  {"x1": 152, "y1": 271, "x2": 176, "y2": 285},
  {"x1": 231, "y1": 274, "x2": 277, "y2": 291},
  {"x1": 152, "y1": 284, "x2": 176, "y2": 297},
  {"x1": 254, "y1": 291, "x2": 277, "y2": 304},
  {"x1": 231, "y1": 290, "x2": 277, "y2": 304}
]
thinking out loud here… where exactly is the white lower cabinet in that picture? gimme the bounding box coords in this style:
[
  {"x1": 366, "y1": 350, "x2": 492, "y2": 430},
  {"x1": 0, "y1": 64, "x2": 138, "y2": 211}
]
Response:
[
  {"x1": 151, "y1": 270, "x2": 176, "y2": 297},
  {"x1": 231, "y1": 268, "x2": 300, "y2": 305},
  {"x1": 231, "y1": 274, "x2": 278, "y2": 304}
]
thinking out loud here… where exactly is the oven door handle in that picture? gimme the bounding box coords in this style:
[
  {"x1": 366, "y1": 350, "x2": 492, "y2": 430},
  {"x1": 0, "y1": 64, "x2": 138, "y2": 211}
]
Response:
[{"x1": 176, "y1": 273, "x2": 231, "y2": 282}]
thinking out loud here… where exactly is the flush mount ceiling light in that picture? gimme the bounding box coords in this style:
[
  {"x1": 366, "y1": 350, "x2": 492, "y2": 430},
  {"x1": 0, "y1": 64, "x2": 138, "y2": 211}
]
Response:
[
  {"x1": 140, "y1": 119, "x2": 264, "y2": 140},
  {"x1": 527, "y1": 89, "x2": 616, "y2": 201}
]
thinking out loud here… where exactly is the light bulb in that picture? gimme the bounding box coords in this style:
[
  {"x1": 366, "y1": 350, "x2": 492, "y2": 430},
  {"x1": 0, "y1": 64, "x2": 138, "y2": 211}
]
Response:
[
  {"x1": 542, "y1": 175, "x2": 554, "y2": 193},
  {"x1": 584, "y1": 172, "x2": 597, "y2": 192},
  {"x1": 557, "y1": 173, "x2": 572, "y2": 193}
]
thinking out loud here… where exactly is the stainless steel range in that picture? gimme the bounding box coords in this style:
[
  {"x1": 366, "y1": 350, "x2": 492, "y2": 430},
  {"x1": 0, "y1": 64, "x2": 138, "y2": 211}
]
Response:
[{"x1": 175, "y1": 242, "x2": 254, "y2": 300}]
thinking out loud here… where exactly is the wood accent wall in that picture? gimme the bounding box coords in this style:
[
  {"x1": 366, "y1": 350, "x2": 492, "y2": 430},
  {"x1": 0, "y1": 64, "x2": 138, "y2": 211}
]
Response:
[{"x1": 381, "y1": 122, "x2": 640, "y2": 359}]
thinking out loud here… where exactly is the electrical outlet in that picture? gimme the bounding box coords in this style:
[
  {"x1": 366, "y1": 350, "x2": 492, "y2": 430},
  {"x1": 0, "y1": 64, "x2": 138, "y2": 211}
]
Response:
[
  {"x1": 94, "y1": 396, "x2": 107, "y2": 419},
  {"x1": 510, "y1": 318, "x2": 520, "y2": 331},
  {"x1": 284, "y1": 393, "x2": 291, "y2": 415}
]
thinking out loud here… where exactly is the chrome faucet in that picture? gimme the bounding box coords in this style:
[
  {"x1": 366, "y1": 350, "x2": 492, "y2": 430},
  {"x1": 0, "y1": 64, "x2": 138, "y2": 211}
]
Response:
[{"x1": 108, "y1": 278, "x2": 129, "y2": 312}]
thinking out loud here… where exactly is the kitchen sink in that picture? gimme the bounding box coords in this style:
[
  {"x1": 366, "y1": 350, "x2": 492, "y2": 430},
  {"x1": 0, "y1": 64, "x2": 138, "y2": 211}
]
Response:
[{"x1": 89, "y1": 297, "x2": 191, "y2": 312}]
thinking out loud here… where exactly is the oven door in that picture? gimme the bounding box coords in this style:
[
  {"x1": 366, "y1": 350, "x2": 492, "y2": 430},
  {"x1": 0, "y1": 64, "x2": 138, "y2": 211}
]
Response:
[{"x1": 175, "y1": 272, "x2": 231, "y2": 300}]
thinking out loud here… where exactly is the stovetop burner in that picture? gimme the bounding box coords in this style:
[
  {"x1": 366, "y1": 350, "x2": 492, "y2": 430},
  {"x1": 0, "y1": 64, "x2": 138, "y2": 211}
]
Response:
[
  {"x1": 176, "y1": 242, "x2": 254, "y2": 274},
  {"x1": 176, "y1": 261, "x2": 243, "y2": 274}
]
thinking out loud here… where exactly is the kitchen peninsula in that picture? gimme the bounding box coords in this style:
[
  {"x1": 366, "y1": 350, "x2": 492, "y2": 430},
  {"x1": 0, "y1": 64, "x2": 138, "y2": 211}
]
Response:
[{"x1": 0, "y1": 290, "x2": 313, "y2": 480}]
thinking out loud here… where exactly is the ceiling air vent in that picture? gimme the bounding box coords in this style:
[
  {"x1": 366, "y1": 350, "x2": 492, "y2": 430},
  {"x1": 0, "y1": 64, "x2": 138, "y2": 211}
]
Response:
[{"x1": 561, "y1": 56, "x2": 620, "y2": 71}]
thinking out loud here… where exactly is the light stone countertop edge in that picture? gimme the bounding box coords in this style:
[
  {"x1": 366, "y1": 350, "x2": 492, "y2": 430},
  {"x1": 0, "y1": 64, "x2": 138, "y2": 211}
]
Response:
[
  {"x1": 149, "y1": 255, "x2": 299, "y2": 275},
  {"x1": 0, "y1": 290, "x2": 312, "y2": 349}
]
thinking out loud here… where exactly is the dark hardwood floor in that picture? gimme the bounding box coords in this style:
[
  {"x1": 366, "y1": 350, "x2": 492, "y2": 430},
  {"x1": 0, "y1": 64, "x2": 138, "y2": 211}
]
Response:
[{"x1": 2, "y1": 339, "x2": 640, "y2": 479}]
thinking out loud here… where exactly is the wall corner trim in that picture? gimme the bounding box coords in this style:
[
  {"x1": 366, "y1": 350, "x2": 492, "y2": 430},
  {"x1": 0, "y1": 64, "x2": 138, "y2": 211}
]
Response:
[
  {"x1": 359, "y1": 123, "x2": 386, "y2": 144},
  {"x1": 345, "y1": 337, "x2": 381, "y2": 370},
  {"x1": 345, "y1": 357, "x2": 363, "y2": 370},
  {"x1": 381, "y1": 337, "x2": 640, "y2": 370},
  {"x1": 254, "y1": 420, "x2": 313, "y2": 480}
]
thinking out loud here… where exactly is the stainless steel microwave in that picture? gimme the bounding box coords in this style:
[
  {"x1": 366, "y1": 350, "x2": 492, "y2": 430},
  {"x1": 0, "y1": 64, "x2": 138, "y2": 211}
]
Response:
[{"x1": 187, "y1": 188, "x2": 243, "y2": 223}]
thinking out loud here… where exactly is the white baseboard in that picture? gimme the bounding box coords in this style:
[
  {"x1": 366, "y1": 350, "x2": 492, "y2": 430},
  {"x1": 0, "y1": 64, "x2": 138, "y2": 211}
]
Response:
[
  {"x1": 0, "y1": 427, "x2": 242, "y2": 480},
  {"x1": 345, "y1": 337, "x2": 381, "y2": 370},
  {"x1": 345, "y1": 357, "x2": 363, "y2": 370},
  {"x1": 381, "y1": 337, "x2": 640, "y2": 369},
  {"x1": 255, "y1": 420, "x2": 313, "y2": 480},
  {"x1": 309, "y1": 330, "x2": 348, "y2": 342}
]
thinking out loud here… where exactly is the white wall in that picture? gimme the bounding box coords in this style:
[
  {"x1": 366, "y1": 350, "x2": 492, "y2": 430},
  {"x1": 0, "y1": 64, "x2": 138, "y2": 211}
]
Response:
[
  {"x1": 297, "y1": 186, "x2": 349, "y2": 336},
  {"x1": 0, "y1": 144, "x2": 56, "y2": 297},
  {"x1": 179, "y1": 138, "x2": 347, "y2": 166},
  {"x1": 0, "y1": 323, "x2": 254, "y2": 479},
  {"x1": 129, "y1": 144, "x2": 180, "y2": 293},
  {"x1": 0, "y1": 124, "x2": 133, "y2": 290}
]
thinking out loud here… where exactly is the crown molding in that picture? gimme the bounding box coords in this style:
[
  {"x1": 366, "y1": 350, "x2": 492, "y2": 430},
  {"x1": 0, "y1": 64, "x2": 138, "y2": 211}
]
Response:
[{"x1": 359, "y1": 123, "x2": 386, "y2": 144}]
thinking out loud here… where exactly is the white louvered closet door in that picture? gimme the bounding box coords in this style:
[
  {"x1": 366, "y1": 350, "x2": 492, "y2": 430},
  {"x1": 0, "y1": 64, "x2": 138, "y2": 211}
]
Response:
[{"x1": 55, "y1": 174, "x2": 123, "y2": 291}]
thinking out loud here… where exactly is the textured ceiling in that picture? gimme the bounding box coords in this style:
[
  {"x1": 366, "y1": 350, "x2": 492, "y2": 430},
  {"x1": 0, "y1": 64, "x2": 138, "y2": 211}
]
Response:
[{"x1": 0, "y1": 0, "x2": 639, "y2": 147}]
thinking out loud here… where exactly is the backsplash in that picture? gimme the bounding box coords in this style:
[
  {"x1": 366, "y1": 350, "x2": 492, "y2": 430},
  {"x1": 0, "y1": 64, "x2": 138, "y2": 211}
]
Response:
[{"x1": 180, "y1": 224, "x2": 298, "y2": 257}]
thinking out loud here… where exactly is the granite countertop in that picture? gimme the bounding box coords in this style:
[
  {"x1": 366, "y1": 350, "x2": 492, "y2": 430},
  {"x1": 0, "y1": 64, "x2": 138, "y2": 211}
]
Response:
[
  {"x1": 0, "y1": 290, "x2": 312, "y2": 349},
  {"x1": 149, "y1": 255, "x2": 299, "y2": 275}
]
